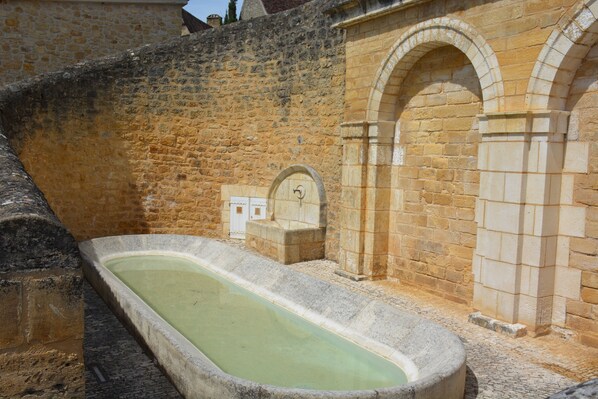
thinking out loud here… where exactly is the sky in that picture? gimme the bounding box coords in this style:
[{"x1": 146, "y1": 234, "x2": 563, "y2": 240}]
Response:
[{"x1": 184, "y1": 0, "x2": 244, "y2": 22}]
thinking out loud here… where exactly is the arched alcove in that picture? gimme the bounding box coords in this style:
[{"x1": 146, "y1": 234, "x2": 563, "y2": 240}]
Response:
[
  {"x1": 267, "y1": 164, "x2": 327, "y2": 228},
  {"x1": 246, "y1": 164, "x2": 327, "y2": 264}
]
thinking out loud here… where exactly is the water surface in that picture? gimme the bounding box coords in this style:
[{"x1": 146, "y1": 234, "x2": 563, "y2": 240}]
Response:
[{"x1": 106, "y1": 255, "x2": 408, "y2": 391}]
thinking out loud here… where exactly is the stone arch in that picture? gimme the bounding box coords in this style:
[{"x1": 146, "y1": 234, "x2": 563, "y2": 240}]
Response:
[
  {"x1": 267, "y1": 164, "x2": 327, "y2": 228},
  {"x1": 367, "y1": 17, "x2": 504, "y2": 122},
  {"x1": 526, "y1": 0, "x2": 598, "y2": 110}
]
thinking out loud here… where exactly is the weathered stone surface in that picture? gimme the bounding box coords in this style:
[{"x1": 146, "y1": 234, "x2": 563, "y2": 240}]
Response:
[
  {"x1": 27, "y1": 272, "x2": 84, "y2": 344},
  {"x1": 548, "y1": 378, "x2": 598, "y2": 399},
  {"x1": 0, "y1": 279, "x2": 22, "y2": 348},
  {"x1": 0, "y1": 347, "x2": 84, "y2": 398},
  {"x1": 0, "y1": 0, "x2": 182, "y2": 86},
  {"x1": 468, "y1": 311, "x2": 528, "y2": 338},
  {"x1": 0, "y1": 133, "x2": 80, "y2": 272},
  {"x1": 0, "y1": 113, "x2": 83, "y2": 399}
]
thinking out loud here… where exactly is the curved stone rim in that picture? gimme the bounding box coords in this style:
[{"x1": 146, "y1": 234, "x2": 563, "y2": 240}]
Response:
[{"x1": 80, "y1": 234, "x2": 466, "y2": 399}]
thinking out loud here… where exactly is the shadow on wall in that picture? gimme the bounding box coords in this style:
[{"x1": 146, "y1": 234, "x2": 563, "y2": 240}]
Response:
[{"x1": 4, "y1": 80, "x2": 149, "y2": 241}]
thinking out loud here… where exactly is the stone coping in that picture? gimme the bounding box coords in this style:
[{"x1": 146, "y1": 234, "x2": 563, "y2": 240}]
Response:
[{"x1": 79, "y1": 234, "x2": 466, "y2": 399}]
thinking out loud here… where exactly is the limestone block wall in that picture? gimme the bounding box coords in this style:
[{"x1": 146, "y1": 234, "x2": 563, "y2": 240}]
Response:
[
  {"x1": 0, "y1": 0, "x2": 345, "y2": 259},
  {"x1": 340, "y1": 0, "x2": 577, "y2": 121},
  {"x1": 0, "y1": 0, "x2": 184, "y2": 86},
  {"x1": 332, "y1": 0, "x2": 597, "y2": 343},
  {"x1": 0, "y1": 132, "x2": 84, "y2": 398},
  {"x1": 388, "y1": 46, "x2": 482, "y2": 305},
  {"x1": 561, "y1": 42, "x2": 598, "y2": 347}
]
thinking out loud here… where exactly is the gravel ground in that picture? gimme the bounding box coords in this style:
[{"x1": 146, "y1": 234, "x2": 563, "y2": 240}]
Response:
[{"x1": 84, "y1": 240, "x2": 598, "y2": 398}]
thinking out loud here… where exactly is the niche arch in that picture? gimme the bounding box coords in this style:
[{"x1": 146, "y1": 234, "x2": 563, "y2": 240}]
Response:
[
  {"x1": 267, "y1": 164, "x2": 327, "y2": 228},
  {"x1": 367, "y1": 17, "x2": 505, "y2": 123},
  {"x1": 526, "y1": 0, "x2": 598, "y2": 110}
]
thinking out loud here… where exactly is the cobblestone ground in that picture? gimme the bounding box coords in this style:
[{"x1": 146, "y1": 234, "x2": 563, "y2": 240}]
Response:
[
  {"x1": 284, "y1": 259, "x2": 598, "y2": 399},
  {"x1": 85, "y1": 241, "x2": 598, "y2": 398},
  {"x1": 84, "y1": 282, "x2": 182, "y2": 399}
]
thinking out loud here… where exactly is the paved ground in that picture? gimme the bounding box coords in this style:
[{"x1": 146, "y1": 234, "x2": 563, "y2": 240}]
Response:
[
  {"x1": 84, "y1": 241, "x2": 598, "y2": 398},
  {"x1": 84, "y1": 282, "x2": 182, "y2": 399}
]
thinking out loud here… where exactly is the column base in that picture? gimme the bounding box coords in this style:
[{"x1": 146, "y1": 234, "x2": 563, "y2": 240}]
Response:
[
  {"x1": 468, "y1": 311, "x2": 528, "y2": 338},
  {"x1": 334, "y1": 269, "x2": 370, "y2": 281}
]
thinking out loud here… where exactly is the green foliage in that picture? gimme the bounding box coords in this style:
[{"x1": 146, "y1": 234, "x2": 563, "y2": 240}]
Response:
[{"x1": 224, "y1": 0, "x2": 237, "y2": 24}]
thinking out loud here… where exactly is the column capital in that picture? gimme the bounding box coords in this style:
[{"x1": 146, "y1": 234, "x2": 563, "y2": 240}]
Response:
[
  {"x1": 478, "y1": 110, "x2": 570, "y2": 136},
  {"x1": 367, "y1": 120, "x2": 395, "y2": 144},
  {"x1": 340, "y1": 121, "x2": 367, "y2": 140}
]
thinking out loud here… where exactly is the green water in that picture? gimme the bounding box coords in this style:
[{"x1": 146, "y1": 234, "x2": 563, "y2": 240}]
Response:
[{"x1": 106, "y1": 255, "x2": 408, "y2": 391}]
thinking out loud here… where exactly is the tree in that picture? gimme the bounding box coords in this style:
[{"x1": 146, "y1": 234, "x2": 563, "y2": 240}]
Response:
[{"x1": 223, "y1": 0, "x2": 237, "y2": 24}]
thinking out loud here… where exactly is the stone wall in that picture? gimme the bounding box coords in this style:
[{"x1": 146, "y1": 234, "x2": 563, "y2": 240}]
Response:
[
  {"x1": 333, "y1": 0, "x2": 597, "y2": 343},
  {"x1": 0, "y1": 132, "x2": 84, "y2": 398},
  {"x1": 388, "y1": 46, "x2": 482, "y2": 305},
  {"x1": 0, "y1": 0, "x2": 184, "y2": 86},
  {"x1": 564, "y1": 42, "x2": 598, "y2": 347},
  {"x1": 0, "y1": 0, "x2": 345, "y2": 260}
]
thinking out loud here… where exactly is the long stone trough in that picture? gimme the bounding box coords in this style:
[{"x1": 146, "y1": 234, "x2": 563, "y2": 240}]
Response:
[{"x1": 80, "y1": 234, "x2": 466, "y2": 399}]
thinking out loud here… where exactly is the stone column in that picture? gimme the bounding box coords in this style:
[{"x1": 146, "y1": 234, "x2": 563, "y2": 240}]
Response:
[
  {"x1": 362, "y1": 121, "x2": 394, "y2": 279},
  {"x1": 337, "y1": 120, "x2": 394, "y2": 280},
  {"x1": 337, "y1": 121, "x2": 368, "y2": 279},
  {"x1": 473, "y1": 110, "x2": 569, "y2": 335}
]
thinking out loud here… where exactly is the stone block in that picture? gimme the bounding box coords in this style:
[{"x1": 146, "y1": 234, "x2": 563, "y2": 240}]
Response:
[
  {"x1": 468, "y1": 311, "x2": 527, "y2": 338},
  {"x1": 558, "y1": 206, "x2": 586, "y2": 238},
  {"x1": 567, "y1": 299, "x2": 593, "y2": 318},
  {"x1": 504, "y1": 173, "x2": 524, "y2": 203},
  {"x1": 486, "y1": 142, "x2": 526, "y2": 172},
  {"x1": 533, "y1": 205, "x2": 559, "y2": 236},
  {"x1": 484, "y1": 201, "x2": 521, "y2": 234},
  {"x1": 525, "y1": 174, "x2": 550, "y2": 205},
  {"x1": 566, "y1": 314, "x2": 598, "y2": 334},
  {"x1": 27, "y1": 273, "x2": 84, "y2": 344},
  {"x1": 552, "y1": 295, "x2": 567, "y2": 325},
  {"x1": 563, "y1": 142, "x2": 590, "y2": 173},
  {"x1": 481, "y1": 258, "x2": 518, "y2": 294},
  {"x1": 582, "y1": 271, "x2": 598, "y2": 289},
  {"x1": 554, "y1": 266, "x2": 582, "y2": 300},
  {"x1": 581, "y1": 287, "x2": 598, "y2": 304},
  {"x1": 0, "y1": 280, "x2": 22, "y2": 348},
  {"x1": 522, "y1": 234, "x2": 544, "y2": 267}
]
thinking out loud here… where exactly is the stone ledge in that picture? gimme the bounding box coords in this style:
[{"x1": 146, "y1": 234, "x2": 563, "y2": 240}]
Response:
[{"x1": 468, "y1": 311, "x2": 528, "y2": 338}]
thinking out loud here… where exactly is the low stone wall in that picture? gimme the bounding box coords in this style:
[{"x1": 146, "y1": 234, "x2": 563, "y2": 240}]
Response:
[{"x1": 0, "y1": 132, "x2": 84, "y2": 398}]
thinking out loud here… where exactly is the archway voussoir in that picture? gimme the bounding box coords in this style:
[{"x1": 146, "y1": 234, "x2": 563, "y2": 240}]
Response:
[
  {"x1": 366, "y1": 17, "x2": 505, "y2": 120},
  {"x1": 575, "y1": 6, "x2": 597, "y2": 31},
  {"x1": 563, "y1": 18, "x2": 586, "y2": 42}
]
